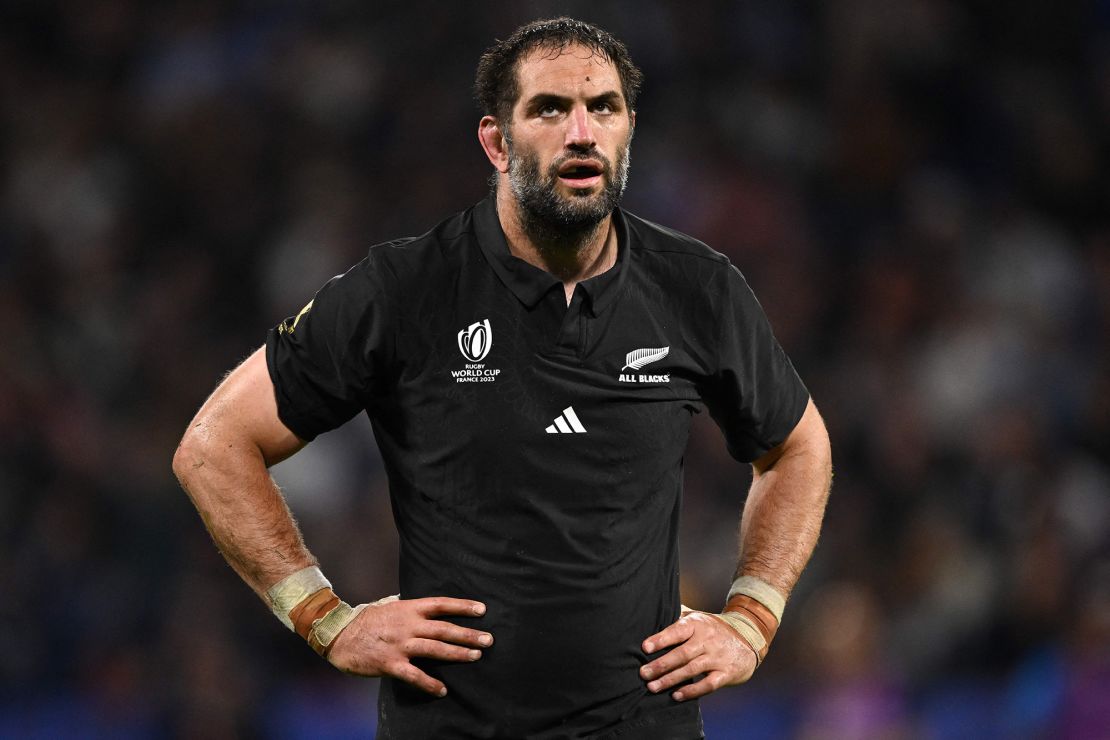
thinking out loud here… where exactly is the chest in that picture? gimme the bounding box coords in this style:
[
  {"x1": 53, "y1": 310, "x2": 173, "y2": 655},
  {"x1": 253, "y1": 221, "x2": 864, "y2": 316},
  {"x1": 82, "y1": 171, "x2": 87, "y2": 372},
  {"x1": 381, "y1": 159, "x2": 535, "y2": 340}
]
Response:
[{"x1": 381, "y1": 276, "x2": 708, "y2": 489}]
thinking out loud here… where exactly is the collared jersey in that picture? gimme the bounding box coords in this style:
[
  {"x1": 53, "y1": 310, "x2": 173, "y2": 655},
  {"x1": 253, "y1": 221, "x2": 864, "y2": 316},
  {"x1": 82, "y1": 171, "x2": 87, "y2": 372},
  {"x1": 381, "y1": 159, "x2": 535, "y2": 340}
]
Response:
[{"x1": 266, "y1": 197, "x2": 809, "y2": 739}]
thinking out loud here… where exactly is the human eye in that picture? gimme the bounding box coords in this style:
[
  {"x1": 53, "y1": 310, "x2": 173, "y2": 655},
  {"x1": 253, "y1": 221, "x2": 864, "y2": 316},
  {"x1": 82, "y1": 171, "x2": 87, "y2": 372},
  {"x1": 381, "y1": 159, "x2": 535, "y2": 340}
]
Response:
[
  {"x1": 533, "y1": 98, "x2": 565, "y2": 118},
  {"x1": 592, "y1": 97, "x2": 620, "y2": 115}
]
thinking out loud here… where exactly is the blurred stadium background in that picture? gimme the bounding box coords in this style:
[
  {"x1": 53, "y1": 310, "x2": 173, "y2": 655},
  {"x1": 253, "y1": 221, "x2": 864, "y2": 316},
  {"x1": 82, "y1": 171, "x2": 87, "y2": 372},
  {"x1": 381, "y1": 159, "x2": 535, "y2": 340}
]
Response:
[{"x1": 2, "y1": 1, "x2": 1108, "y2": 737}]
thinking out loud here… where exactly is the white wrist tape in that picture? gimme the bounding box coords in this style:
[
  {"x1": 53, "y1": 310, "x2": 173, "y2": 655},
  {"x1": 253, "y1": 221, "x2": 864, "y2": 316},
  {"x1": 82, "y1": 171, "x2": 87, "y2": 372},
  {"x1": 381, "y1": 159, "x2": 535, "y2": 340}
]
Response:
[
  {"x1": 711, "y1": 611, "x2": 768, "y2": 662},
  {"x1": 266, "y1": 566, "x2": 332, "y2": 631},
  {"x1": 308, "y1": 594, "x2": 397, "y2": 656},
  {"x1": 727, "y1": 575, "x2": 786, "y2": 622},
  {"x1": 309, "y1": 602, "x2": 366, "y2": 651}
]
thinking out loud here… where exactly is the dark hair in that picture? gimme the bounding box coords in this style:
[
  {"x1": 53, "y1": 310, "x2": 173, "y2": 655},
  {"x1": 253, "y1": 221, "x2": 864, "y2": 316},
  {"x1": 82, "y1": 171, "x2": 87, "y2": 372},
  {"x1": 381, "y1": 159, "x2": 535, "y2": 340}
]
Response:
[{"x1": 474, "y1": 17, "x2": 643, "y2": 124}]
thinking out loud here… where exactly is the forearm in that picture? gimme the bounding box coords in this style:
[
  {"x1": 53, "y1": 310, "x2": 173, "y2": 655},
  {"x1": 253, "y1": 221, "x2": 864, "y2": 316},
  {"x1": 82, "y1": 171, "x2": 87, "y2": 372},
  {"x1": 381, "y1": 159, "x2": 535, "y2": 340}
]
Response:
[
  {"x1": 174, "y1": 434, "x2": 315, "y2": 601},
  {"x1": 640, "y1": 406, "x2": 831, "y2": 697},
  {"x1": 173, "y1": 349, "x2": 315, "y2": 601},
  {"x1": 736, "y1": 401, "x2": 832, "y2": 597}
]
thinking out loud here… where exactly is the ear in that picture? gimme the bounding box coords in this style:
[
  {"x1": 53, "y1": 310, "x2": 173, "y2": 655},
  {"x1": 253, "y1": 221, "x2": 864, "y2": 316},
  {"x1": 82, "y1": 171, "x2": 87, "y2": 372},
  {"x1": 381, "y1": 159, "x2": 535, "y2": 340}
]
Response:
[{"x1": 478, "y1": 116, "x2": 510, "y2": 174}]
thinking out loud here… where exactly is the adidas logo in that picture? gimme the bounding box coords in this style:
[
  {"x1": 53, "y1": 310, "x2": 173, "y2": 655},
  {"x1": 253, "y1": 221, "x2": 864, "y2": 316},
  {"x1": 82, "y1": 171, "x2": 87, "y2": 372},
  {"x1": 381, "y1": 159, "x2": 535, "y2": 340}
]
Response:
[{"x1": 545, "y1": 406, "x2": 587, "y2": 434}]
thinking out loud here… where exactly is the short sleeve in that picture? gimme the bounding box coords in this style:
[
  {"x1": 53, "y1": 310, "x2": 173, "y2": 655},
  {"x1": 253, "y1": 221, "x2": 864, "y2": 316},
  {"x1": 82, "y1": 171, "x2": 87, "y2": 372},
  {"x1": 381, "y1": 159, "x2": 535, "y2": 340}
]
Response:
[
  {"x1": 701, "y1": 264, "x2": 809, "y2": 463},
  {"x1": 265, "y1": 257, "x2": 391, "y2": 441}
]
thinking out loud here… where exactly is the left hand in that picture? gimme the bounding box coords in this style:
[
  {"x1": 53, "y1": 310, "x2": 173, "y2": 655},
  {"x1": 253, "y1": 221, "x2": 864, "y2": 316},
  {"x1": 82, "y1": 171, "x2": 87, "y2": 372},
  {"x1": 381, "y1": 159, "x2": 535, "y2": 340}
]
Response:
[{"x1": 639, "y1": 610, "x2": 758, "y2": 701}]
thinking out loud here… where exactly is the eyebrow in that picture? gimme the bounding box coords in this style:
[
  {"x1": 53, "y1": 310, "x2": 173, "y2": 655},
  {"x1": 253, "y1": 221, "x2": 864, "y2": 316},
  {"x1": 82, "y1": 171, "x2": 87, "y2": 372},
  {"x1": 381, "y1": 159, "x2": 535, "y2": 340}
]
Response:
[{"x1": 524, "y1": 90, "x2": 624, "y2": 110}]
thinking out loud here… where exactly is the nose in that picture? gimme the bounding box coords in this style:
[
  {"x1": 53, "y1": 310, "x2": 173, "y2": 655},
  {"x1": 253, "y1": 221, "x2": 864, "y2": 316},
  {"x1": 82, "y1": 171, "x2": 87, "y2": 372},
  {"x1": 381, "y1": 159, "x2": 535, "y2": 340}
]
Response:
[{"x1": 565, "y1": 105, "x2": 596, "y2": 150}]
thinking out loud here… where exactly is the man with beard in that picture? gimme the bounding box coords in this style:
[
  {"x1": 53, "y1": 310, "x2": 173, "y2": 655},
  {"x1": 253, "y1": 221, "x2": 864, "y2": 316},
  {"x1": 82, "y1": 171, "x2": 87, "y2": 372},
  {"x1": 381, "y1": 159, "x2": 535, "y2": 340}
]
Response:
[{"x1": 173, "y1": 17, "x2": 831, "y2": 740}]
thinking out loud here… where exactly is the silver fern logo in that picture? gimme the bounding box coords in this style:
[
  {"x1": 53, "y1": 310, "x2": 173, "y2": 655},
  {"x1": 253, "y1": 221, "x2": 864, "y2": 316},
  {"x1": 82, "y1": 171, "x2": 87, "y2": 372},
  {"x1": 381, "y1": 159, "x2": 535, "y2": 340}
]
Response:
[
  {"x1": 622, "y1": 346, "x2": 669, "y2": 370},
  {"x1": 458, "y1": 320, "x2": 492, "y2": 362},
  {"x1": 619, "y1": 346, "x2": 671, "y2": 384}
]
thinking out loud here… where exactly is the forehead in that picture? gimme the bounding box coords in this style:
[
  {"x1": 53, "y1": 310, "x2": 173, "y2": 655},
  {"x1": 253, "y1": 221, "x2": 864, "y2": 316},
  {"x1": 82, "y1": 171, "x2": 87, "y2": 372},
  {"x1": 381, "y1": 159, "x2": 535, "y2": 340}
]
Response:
[{"x1": 514, "y1": 43, "x2": 622, "y2": 100}]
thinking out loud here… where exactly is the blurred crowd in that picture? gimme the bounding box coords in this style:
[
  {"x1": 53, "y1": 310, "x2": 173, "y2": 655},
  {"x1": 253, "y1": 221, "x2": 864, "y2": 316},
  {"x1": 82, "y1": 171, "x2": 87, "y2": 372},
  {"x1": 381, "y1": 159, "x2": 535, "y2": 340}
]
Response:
[{"x1": 1, "y1": 1, "x2": 1108, "y2": 737}]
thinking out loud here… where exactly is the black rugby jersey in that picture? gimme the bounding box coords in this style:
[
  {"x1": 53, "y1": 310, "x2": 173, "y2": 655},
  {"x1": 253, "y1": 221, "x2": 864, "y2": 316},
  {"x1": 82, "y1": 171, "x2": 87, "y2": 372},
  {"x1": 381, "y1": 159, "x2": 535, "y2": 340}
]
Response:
[{"x1": 265, "y1": 196, "x2": 808, "y2": 739}]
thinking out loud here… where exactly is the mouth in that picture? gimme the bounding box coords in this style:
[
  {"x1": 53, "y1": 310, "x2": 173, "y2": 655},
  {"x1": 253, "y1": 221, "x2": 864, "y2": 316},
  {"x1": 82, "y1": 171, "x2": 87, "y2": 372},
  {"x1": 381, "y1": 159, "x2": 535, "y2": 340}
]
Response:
[{"x1": 557, "y1": 160, "x2": 605, "y2": 188}]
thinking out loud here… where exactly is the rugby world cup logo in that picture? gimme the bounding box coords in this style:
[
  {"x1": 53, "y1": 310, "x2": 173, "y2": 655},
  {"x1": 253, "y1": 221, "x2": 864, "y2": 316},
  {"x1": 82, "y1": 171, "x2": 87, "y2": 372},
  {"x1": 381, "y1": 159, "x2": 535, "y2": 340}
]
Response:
[{"x1": 457, "y1": 319, "x2": 492, "y2": 362}]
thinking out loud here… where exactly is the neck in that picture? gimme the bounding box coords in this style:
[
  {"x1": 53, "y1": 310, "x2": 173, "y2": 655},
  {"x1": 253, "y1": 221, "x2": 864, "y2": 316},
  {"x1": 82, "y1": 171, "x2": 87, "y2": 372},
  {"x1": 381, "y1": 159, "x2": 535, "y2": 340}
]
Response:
[{"x1": 495, "y1": 184, "x2": 617, "y2": 301}]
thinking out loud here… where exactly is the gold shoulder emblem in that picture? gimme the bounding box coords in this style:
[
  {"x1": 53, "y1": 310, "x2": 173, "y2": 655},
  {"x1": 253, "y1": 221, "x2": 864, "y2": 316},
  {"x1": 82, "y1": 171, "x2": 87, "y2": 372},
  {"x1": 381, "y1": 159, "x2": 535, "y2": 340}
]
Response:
[{"x1": 281, "y1": 299, "x2": 314, "y2": 334}]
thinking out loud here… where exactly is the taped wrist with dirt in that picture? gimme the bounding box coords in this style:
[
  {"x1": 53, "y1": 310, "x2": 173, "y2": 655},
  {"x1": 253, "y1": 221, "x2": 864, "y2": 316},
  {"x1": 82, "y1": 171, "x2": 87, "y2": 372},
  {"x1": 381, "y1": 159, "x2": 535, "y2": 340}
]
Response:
[
  {"x1": 714, "y1": 576, "x2": 787, "y2": 667},
  {"x1": 266, "y1": 566, "x2": 395, "y2": 658}
]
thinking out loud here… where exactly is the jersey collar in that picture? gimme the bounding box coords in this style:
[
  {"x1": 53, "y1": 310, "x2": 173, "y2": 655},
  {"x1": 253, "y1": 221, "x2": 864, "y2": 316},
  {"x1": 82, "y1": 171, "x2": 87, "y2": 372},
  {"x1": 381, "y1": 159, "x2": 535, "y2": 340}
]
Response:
[{"x1": 473, "y1": 196, "x2": 629, "y2": 315}]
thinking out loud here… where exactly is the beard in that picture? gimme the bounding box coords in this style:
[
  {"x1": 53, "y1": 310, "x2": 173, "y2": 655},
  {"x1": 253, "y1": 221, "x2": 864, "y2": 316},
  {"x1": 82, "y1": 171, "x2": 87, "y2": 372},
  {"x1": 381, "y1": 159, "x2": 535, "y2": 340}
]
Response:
[{"x1": 506, "y1": 135, "x2": 631, "y2": 249}]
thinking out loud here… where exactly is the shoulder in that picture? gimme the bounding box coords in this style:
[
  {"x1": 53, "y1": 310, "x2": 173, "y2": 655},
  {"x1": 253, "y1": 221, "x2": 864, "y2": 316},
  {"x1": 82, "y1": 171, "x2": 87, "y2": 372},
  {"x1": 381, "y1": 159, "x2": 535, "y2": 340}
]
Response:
[
  {"x1": 309, "y1": 206, "x2": 476, "y2": 322},
  {"x1": 621, "y1": 210, "x2": 739, "y2": 302},
  {"x1": 361, "y1": 205, "x2": 477, "y2": 284},
  {"x1": 622, "y1": 210, "x2": 732, "y2": 267}
]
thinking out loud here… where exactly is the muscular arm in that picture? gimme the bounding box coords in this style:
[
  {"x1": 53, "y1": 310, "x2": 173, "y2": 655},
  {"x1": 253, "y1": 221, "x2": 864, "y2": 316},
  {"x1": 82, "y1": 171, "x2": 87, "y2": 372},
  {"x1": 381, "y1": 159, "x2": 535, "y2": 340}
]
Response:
[
  {"x1": 641, "y1": 398, "x2": 832, "y2": 700},
  {"x1": 172, "y1": 347, "x2": 491, "y2": 695},
  {"x1": 172, "y1": 347, "x2": 312, "y2": 600},
  {"x1": 737, "y1": 397, "x2": 832, "y2": 597}
]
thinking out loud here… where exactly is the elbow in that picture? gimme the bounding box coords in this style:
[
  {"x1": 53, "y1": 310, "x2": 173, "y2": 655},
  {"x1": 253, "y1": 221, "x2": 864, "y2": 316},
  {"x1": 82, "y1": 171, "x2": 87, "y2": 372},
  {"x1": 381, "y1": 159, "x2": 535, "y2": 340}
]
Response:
[
  {"x1": 172, "y1": 424, "x2": 208, "y2": 491},
  {"x1": 809, "y1": 410, "x2": 833, "y2": 485},
  {"x1": 816, "y1": 417, "x2": 832, "y2": 467},
  {"x1": 802, "y1": 399, "x2": 832, "y2": 467}
]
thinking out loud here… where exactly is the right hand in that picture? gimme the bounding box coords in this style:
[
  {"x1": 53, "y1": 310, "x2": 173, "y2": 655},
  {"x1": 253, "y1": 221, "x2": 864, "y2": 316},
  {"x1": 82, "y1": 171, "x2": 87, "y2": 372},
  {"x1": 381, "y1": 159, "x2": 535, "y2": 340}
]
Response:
[{"x1": 327, "y1": 595, "x2": 493, "y2": 697}]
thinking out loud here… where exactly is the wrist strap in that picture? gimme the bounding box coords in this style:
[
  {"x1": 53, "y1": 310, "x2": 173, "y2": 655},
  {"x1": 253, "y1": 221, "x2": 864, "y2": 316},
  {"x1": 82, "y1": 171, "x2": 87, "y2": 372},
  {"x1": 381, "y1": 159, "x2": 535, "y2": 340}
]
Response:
[
  {"x1": 712, "y1": 610, "x2": 768, "y2": 666},
  {"x1": 305, "y1": 594, "x2": 396, "y2": 658},
  {"x1": 720, "y1": 576, "x2": 787, "y2": 667},
  {"x1": 721, "y1": 595, "x2": 779, "y2": 664},
  {"x1": 726, "y1": 575, "x2": 786, "y2": 622},
  {"x1": 290, "y1": 587, "x2": 341, "y2": 640},
  {"x1": 266, "y1": 566, "x2": 332, "y2": 631},
  {"x1": 265, "y1": 567, "x2": 377, "y2": 659},
  {"x1": 307, "y1": 602, "x2": 366, "y2": 657}
]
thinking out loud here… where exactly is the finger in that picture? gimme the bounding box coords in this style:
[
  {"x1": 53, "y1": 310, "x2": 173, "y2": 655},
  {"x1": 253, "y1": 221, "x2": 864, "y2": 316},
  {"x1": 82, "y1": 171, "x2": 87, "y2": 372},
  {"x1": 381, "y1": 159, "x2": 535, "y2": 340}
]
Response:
[
  {"x1": 640, "y1": 641, "x2": 703, "y2": 681},
  {"x1": 642, "y1": 618, "x2": 694, "y2": 654},
  {"x1": 406, "y1": 637, "x2": 483, "y2": 663},
  {"x1": 419, "y1": 620, "x2": 494, "y2": 648},
  {"x1": 672, "y1": 670, "x2": 728, "y2": 702},
  {"x1": 415, "y1": 597, "x2": 487, "y2": 617},
  {"x1": 645, "y1": 654, "x2": 712, "y2": 694},
  {"x1": 389, "y1": 660, "x2": 448, "y2": 698}
]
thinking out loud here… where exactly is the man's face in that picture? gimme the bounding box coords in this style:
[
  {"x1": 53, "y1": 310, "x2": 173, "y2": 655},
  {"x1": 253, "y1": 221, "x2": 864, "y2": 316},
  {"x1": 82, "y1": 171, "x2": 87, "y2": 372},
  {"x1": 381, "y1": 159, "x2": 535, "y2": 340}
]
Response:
[{"x1": 504, "y1": 44, "x2": 634, "y2": 231}]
